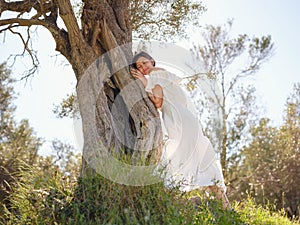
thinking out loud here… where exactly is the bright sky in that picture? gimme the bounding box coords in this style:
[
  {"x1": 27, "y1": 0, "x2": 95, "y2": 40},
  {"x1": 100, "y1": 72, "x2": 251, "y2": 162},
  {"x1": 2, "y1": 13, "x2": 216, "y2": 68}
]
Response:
[{"x1": 1, "y1": 0, "x2": 300, "y2": 155}]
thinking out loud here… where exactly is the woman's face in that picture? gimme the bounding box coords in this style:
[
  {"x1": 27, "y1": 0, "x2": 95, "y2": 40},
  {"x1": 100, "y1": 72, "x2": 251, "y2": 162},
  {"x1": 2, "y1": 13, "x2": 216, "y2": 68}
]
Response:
[{"x1": 135, "y1": 56, "x2": 154, "y2": 75}]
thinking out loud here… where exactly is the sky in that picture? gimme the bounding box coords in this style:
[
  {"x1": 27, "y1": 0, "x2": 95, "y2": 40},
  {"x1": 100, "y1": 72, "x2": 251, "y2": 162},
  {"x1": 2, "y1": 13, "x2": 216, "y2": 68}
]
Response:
[
  {"x1": 199, "y1": 0, "x2": 300, "y2": 123},
  {"x1": 1, "y1": 0, "x2": 300, "y2": 155}
]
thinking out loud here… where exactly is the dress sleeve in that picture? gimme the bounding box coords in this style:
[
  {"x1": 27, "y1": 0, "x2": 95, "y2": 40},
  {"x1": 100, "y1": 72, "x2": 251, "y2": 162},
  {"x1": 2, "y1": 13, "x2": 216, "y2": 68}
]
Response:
[{"x1": 145, "y1": 70, "x2": 181, "y2": 93}]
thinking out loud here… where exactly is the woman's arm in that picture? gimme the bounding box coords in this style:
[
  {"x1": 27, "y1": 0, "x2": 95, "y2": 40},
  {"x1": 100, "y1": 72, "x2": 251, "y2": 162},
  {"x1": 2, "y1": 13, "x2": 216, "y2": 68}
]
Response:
[
  {"x1": 130, "y1": 67, "x2": 164, "y2": 108},
  {"x1": 149, "y1": 84, "x2": 163, "y2": 109}
]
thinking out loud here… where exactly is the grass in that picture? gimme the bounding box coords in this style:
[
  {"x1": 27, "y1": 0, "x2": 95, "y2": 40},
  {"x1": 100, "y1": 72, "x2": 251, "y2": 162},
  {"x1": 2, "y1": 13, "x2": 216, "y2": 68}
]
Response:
[{"x1": 1, "y1": 167, "x2": 299, "y2": 225}]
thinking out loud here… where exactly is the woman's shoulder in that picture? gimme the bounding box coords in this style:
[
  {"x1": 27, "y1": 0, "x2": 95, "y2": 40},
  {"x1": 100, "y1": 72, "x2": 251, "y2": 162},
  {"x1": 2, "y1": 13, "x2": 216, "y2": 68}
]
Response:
[
  {"x1": 149, "y1": 69, "x2": 181, "y2": 82},
  {"x1": 148, "y1": 67, "x2": 165, "y2": 74},
  {"x1": 145, "y1": 69, "x2": 182, "y2": 91}
]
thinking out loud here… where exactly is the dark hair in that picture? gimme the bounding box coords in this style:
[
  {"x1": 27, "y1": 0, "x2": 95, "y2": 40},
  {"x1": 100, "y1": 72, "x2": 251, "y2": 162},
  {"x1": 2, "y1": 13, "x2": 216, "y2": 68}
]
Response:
[{"x1": 131, "y1": 51, "x2": 156, "y2": 69}]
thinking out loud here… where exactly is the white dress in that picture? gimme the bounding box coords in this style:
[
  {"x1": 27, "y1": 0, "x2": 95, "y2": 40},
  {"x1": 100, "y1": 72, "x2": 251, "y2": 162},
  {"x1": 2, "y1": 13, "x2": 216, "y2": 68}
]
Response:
[{"x1": 145, "y1": 70, "x2": 225, "y2": 192}]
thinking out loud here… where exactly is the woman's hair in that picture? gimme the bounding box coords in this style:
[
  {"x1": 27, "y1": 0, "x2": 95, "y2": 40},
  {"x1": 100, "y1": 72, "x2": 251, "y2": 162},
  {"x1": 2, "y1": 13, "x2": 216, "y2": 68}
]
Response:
[{"x1": 131, "y1": 51, "x2": 156, "y2": 69}]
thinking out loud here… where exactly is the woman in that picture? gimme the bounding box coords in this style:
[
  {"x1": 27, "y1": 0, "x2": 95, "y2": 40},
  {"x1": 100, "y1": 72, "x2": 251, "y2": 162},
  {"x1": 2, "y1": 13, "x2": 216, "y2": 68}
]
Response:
[{"x1": 131, "y1": 51, "x2": 230, "y2": 209}]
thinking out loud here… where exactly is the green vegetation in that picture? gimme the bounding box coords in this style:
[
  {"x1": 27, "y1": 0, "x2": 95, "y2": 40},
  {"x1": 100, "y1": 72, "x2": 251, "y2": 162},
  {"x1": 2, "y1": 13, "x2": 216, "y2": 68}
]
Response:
[
  {"x1": 1, "y1": 168, "x2": 299, "y2": 225},
  {"x1": 230, "y1": 83, "x2": 300, "y2": 217}
]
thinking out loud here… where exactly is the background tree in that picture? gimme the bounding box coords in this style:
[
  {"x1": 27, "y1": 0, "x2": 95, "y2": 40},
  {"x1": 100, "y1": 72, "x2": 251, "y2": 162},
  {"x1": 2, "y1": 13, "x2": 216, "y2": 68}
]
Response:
[
  {"x1": 0, "y1": 62, "x2": 42, "y2": 208},
  {"x1": 0, "y1": 0, "x2": 205, "y2": 176},
  {"x1": 0, "y1": 62, "x2": 81, "y2": 215},
  {"x1": 191, "y1": 21, "x2": 274, "y2": 176},
  {"x1": 238, "y1": 83, "x2": 300, "y2": 218}
]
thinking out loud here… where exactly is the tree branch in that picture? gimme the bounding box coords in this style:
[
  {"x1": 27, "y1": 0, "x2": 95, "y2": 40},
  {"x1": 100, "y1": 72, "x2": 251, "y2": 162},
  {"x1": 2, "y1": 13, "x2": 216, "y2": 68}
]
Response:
[
  {"x1": 0, "y1": 18, "x2": 46, "y2": 27},
  {"x1": 57, "y1": 0, "x2": 96, "y2": 76},
  {"x1": 0, "y1": 17, "x2": 67, "y2": 53},
  {"x1": 1, "y1": 0, "x2": 37, "y2": 14},
  {"x1": 0, "y1": 0, "x2": 54, "y2": 15},
  {"x1": 225, "y1": 67, "x2": 255, "y2": 98},
  {"x1": 8, "y1": 27, "x2": 39, "y2": 79},
  {"x1": 56, "y1": 0, "x2": 82, "y2": 50},
  {"x1": 0, "y1": 16, "x2": 71, "y2": 75}
]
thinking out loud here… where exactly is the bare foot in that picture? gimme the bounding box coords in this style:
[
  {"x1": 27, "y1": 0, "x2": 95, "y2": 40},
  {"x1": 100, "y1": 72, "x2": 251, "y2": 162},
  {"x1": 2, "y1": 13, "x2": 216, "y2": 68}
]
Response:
[{"x1": 207, "y1": 185, "x2": 232, "y2": 210}]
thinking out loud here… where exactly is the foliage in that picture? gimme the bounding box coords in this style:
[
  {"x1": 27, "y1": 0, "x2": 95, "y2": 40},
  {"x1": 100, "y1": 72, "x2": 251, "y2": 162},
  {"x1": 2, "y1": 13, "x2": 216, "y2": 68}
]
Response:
[
  {"x1": 130, "y1": 0, "x2": 205, "y2": 41},
  {"x1": 59, "y1": 176, "x2": 194, "y2": 224},
  {"x1": 235, "y1": 197, "x2": 299, "y2": 225},
  {"x1": 0, "y1": 62, "x2": 80, "y2": 216},
  {"x1": 0, "y1": 62, "x2": 42, "y2": 207},
  {"x1": 53, "y1": 93, "x2": 80, "y2": 119},
  {"x1": 1, "y1": 165, "x2": 76, "y2": 225},
  {"x1": 1, "y1": 165, "x2": 299, "y2": 225},
  {"x1": 0, "y1": 63, "x2": 15, "y2": 116},
  {"x1": 235, "y1": 83, "x2": 300, "y2": 218},
  {"x1": 68, "y1": 0, "x2": 206, "y2": 40}
]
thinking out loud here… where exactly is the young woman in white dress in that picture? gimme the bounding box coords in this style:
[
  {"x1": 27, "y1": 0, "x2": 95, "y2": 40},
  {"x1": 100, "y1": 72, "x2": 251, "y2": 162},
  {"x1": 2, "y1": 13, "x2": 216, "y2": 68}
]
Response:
[{"x1": 130, "y1": 51, "x2": 230, "y2": 209}]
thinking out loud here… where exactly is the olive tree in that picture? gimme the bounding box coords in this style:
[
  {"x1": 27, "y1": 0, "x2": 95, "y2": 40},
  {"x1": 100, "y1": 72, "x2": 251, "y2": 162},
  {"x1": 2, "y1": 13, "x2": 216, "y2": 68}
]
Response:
[
  {"x1": 0, "y1": 0, "x2": 205, "y2": 177},
  {"x1": 239, "y1": 83, "x2": 300, "y2": 217},
  {"x1": 192, "y1": 21, "x2": 274, "y2": 175}
]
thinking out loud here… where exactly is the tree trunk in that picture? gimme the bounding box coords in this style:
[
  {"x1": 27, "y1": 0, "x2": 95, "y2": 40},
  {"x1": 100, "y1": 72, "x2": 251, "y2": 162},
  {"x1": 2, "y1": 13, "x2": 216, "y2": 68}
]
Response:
[
  {"x1": 77, "y1": 0, "x2": 163, "y2": 176},
  {"x1": 221, "y1": 106, "x2": 227, "y2": 177}
]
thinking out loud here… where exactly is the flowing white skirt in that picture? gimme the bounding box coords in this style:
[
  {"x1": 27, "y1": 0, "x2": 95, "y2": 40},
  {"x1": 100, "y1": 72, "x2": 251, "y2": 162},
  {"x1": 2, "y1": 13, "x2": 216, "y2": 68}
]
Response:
[
  {"x1": 159, "y1": 101, "x2": 225, "y2": 192},
  {"x1": 145, "y1": 70, "x2": 225, "y2": 192}
]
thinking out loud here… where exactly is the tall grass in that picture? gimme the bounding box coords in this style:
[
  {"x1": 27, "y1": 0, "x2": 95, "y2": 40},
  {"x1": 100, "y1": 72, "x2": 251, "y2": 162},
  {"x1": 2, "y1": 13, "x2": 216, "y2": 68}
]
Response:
[{"x1": 1, "y1": 165, "x2": 299, "y2": 225}]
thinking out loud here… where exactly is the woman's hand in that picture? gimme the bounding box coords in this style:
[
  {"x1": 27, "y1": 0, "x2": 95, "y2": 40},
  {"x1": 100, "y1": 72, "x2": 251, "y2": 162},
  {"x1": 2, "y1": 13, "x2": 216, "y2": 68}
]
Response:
[
  {"x1": 130, "y1": 68, "x2": 144, "y2": 79},
  {"x1": 130, "y1": 68, "x2": 147, "y2": 87}
]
